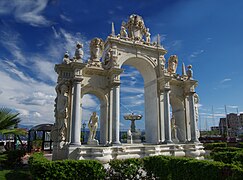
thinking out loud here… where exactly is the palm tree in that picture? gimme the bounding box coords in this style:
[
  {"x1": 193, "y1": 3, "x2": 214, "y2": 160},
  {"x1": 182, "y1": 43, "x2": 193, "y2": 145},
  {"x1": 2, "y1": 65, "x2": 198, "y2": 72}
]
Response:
[{"x1": 0, "y1": 108, "x2": 26, "y2": 135}]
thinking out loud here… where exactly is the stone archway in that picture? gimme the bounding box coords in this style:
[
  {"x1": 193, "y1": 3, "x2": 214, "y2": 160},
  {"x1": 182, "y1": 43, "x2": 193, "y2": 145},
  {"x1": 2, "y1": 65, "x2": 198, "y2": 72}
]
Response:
[
  {"x1": 51, "y1": 14, "x2": 203, "y2": 161},
  {"x1": 119, "y1": 56, "x2": 159, "y2": 143}
]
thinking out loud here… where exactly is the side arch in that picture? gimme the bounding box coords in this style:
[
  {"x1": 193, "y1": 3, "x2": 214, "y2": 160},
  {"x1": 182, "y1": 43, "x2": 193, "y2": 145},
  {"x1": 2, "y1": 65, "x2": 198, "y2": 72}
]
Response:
[
  {"x1": 81, "y1": 87, "x2": 109, "y2": 144},
  {"x1": 170, "y1": 94, "x2": 187, "y2": 142}
]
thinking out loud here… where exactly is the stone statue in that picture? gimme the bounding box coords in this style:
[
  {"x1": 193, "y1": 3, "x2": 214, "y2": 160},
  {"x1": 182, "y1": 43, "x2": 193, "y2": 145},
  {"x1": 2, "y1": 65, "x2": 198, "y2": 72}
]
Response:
[
  {"x1": 168, "y1": 55, "x2": 178, "y2": 74},
  {"x1": 104, "y1": 49, "x2": 112, "y2": 67},
  {"x1": 74, "y1": 42, "x2": 83, "y2": 62},
  {"x1": 125, "y1": 14, "x2": 147, "y2": 41},
  {"x1": 159, "y1": 55, "x2": 166, "y2": 70},
  {"x1": 88, "y1": 112, "x2": 99, "y2": 144},
  {"x1": 120, "y1": 22, "x2": 128, "y2": 38},
  {"x1": 187, "y1": 65, "x2": 193, "y2": 80},
  {"x1": 54, "y1": 83, "x2": 69, "y2": 142},
  {"x1": 171, "y1": 115, "x2": 179, "y2": 143},
  {"x1": 62, "y1": 51, "x2": 71, "y2": 64},
  {"x1": 145, "y1": 28, "x2": 151, "y2": 43},
  {"x1": 90, "y1": 38, "x2": 104, "y2": 61}
]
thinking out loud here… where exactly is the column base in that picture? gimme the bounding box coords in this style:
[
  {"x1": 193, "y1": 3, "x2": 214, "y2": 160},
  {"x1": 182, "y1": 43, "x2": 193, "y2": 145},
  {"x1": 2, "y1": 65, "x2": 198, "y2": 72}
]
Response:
[
  {"x1": 112, "y1": 141, "x2": 121, "y2": 146},
  {"x1": 162, "y1": 140, "x2": 173, "y2": 144},
  {"x1": 188, "y1": 139, "x2": 200, "y2": 143},
  {"x1": 70, "y1": 142, "x2": 81, "y2": 146}
]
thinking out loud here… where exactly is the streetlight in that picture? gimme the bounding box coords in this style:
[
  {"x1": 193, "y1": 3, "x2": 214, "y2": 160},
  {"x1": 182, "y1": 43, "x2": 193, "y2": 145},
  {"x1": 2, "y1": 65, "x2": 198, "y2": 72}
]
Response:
[{"x1": 82, "y1": 121, "x2": 86, "y2": 143}]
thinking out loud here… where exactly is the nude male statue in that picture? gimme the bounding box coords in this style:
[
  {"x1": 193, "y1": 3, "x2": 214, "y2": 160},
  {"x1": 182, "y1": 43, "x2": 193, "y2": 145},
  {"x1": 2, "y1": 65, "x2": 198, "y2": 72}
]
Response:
[{"x1": 88, "y1": 112, "x2": 99, "y2": 141}]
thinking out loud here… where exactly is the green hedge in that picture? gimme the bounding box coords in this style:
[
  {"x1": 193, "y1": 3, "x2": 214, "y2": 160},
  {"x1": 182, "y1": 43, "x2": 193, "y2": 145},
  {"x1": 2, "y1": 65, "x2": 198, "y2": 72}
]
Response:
[
  {"x1": 204, "y1": 142, "x2": 227, "y2": 150},
  {"x1": 107, "y1": 158, "x2": 143, "y2": 179},
  {"x1": 29, "y1": 153, "x2": 243, "y2": 180},
  {"x1": 29, "y1": 153, "x2": 106, "y2": 180},
  {"x1": 143, "y1": 155, "x2": 243, "y2": 180},
  {"x1": 212, "y1": 151, "x2": 243, "y2": 168}
]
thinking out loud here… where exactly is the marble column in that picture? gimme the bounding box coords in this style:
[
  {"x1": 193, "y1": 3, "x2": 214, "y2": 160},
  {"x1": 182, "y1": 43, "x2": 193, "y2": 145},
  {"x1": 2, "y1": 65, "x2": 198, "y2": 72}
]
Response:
[
  {"x1": 70, "y1": 80, "x2": 82, "y2": 146},
  {"x1": 100, "y1": 102, "x2": 108, "y2": 145},
  {"x1": 108, "y1": 88, "x2": 113, "y2": 144},
  {"x1": 188, "y1": 92, "x2": 199, "y2": 143},
  {"x1": 164, "y1": 88, "x2": 172, "y2": 143},
  {"x1": 112, "y1": 85, "x2": 121, "y2": 144},
  {"x1": 159, "y1": 93, "x2": 165, "y2": 143}
]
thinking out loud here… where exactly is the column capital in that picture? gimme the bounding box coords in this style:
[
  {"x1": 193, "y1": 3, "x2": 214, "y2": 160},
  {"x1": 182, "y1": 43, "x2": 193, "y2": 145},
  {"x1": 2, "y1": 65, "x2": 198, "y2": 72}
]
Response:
[
  {"x1": 73, "y1": 76, "x2": 83, "y2": 82},
  {"x1": 184, "y1": 91, "x2": 196, "y2": 97}
]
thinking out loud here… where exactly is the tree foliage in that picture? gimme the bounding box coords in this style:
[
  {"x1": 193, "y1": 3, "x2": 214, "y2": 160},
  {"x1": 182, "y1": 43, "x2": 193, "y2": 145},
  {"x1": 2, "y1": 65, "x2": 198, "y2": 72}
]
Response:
[{"x1": 0, "y1": 108, "x2": 26, "y2": 135}]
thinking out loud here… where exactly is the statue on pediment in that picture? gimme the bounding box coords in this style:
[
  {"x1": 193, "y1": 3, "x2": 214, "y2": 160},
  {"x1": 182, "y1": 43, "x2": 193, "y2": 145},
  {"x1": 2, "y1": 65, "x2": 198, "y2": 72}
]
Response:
[
  {"x1": 90, "y1": 38, "x2": 104, "y2": 61},
  {"x1": 168, "y1": 55, "x2": 178, "y2": 74},
  {"x1": 187, "y1": 65, "x2": 193, "y2": 80},
  {"x1": 145, "y1": 28, "x2": 151, "y2": 43},
  {"x1": 120, "y1": 22, "x2": 128, "y2": 38},
  {"x1": 74, "y1": 42, "x2": 83, "y2": 62},
  {"x1": 125, "y1": 14, "x2": 147, "y2": 41},
  {"x1": 62, "y1": 51, "x2": 71, "y2": 64}
]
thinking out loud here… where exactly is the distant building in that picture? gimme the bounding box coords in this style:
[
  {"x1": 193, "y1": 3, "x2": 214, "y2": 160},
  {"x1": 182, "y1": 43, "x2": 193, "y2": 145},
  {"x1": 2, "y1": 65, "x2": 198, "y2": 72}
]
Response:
[
  {"x1": 219, "y1": 113, "x2": 243, "y2": 137},
  {"x1": 211, "y1": 126, "x2": 219, "y2": 132}
]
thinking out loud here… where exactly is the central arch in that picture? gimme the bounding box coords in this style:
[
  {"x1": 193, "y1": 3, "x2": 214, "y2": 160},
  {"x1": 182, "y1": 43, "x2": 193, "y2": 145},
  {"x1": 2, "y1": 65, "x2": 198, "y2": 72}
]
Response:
[{"x1": 119, "y1": 55, "x2": 159, "y2": 143}]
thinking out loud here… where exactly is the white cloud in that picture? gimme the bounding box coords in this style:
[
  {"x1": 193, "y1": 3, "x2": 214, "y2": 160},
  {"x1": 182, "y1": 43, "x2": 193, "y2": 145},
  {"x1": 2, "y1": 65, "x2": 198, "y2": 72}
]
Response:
[
  {"x1": 60, "y1": 14, "x2": 72, "y2": 22},
  {"x1": 0, "y1": 69, "x2": 55, "y2": 126},
  {"x1": 166, "y1": 40, "x2": 182, "y2": 51},
  {"x1": 0, "y1": 25, "x2": 93, "y2": 127},
  {"x1": 48, "y1": 27, "x2": 90, "y2": 61},
  {"x1": 82, "y1": 95, "x2": 99, "y2": 109},
  {"x1": 220, "y1": 78, "x2": 231, "y2": 84},
  {"x1": 34, "y1": 59, "x2": 57, "y2": 83},
  {"x1": 121, "y1": 87, "x2": 144, "y2": 94},
  {"x1": 151, "y1": 34, "x2": 167, "y2": 44},
  {"x1": 0, "y1": 29, "x2": 26, "y2": 63},
  {"x1": 0, "y1": 0, "x2": 51, "y2": 27},
  {"x1": 189, "y1": 49, "x2": 204, "y2": 58}
]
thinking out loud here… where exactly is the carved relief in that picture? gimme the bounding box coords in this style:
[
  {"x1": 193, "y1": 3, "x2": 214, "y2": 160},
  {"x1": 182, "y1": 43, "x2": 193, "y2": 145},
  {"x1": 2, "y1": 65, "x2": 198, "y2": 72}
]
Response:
[
  {"x1": 159, "y1": 55, "x2": 166, "y2": 71},
  {"x1": 103, "y1": 46, "x2": 118, "y2": 69},
  {"x1": 88, "y1": 38, "x2": 104, "y2": 67},
  {"x1": 51, "y1": 81, "x2": 70, "y2": 144},
  {"x1": 194, "y1": 93, "x2": 200, "y2": 138},
  {"x1": 168, "y1": 55, "x2": 178, "y2": 74}
]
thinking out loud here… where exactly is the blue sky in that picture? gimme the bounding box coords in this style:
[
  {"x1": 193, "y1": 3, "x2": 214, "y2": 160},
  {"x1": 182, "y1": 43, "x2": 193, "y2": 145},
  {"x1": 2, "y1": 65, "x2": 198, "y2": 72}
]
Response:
[{"x1": 0, "y1": 0, "x2": 243, "y2": 130}]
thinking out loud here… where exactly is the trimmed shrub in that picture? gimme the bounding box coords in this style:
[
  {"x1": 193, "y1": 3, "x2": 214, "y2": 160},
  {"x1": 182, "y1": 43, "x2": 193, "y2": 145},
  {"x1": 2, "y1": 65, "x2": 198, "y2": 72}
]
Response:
[
  {"x1": 212, "y1": 147, "x2": 242, "y2": 154},
  {"x1": 107, "y1": 158, "x2": 143, "y2": 179},
  {"x1": 232, "y1": 152, "x2": 243, "y2": 168},
  {"x1": 29, "y1": 153, "x2": 106, "y2": 180},
  {"x1": 204, "y1": 142, "x2": 227, "y2": 150},
  {"x1": 143, "y1": 155, "x2": 171, "y2": 179},
  {"x1": 212, "y1": 151, "x2": 238, "y2": 164},
  {"x1": 143, "y1": 155, "x2": 243, "y2": 180}
]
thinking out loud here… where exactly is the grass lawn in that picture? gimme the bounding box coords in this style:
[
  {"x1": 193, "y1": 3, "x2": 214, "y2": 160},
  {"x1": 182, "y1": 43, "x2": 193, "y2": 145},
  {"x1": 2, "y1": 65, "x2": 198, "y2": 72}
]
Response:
[{"x1": 0, "y1": 168, "x2": 31, "y2": 180}]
